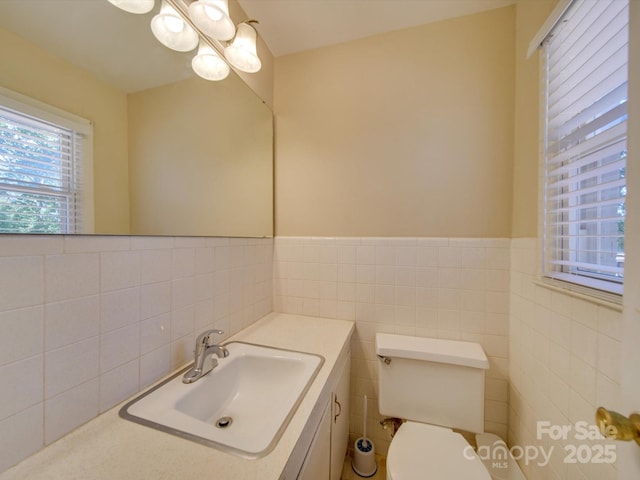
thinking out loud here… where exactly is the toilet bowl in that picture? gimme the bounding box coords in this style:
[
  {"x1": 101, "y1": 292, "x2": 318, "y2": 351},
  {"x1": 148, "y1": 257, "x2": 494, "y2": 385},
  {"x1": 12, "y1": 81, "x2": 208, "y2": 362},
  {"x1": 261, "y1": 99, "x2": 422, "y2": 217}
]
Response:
[
  {"x1": 386, "y1": 422, "x2": 490, "y2": 480},
  {"x1": 376, "y1": 334, "x2": 523, "y2": 480}
]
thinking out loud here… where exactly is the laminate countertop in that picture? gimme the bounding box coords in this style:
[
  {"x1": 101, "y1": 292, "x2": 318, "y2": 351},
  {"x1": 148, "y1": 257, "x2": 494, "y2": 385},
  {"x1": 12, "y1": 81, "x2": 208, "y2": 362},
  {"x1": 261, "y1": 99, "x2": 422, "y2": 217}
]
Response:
[{"x1": 0, "y1": 313, "x2": 354, "y2": 480}]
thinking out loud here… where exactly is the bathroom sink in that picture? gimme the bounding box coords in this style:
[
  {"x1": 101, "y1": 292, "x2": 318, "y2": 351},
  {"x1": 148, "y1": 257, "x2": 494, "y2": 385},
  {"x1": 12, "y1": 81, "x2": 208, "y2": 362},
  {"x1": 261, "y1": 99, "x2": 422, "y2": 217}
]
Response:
[{"x1": 119, "y1": 342, "x2": 324, "y2": 458}]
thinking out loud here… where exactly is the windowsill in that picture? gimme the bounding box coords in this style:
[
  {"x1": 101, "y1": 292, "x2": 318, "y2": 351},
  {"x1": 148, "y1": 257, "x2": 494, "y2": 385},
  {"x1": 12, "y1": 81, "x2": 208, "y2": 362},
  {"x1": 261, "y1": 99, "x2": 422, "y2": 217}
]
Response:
[{"x1": 534, "y1": 277, "x2": 623, "y2": 312}]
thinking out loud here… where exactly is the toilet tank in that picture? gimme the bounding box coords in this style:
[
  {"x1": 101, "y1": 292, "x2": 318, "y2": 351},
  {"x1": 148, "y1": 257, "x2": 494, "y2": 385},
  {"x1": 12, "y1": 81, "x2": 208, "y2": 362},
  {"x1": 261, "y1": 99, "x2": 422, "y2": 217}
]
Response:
[{"x1": 376, "y1": 333, "x2": 489, "y2": 433}]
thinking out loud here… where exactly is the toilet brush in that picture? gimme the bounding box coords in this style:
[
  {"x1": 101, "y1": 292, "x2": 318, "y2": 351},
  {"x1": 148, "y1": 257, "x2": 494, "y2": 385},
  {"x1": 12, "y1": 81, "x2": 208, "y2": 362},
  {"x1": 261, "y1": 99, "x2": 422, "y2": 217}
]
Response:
[{"x1": 352, "y1": 395, "x2": 377, "y2": 477}]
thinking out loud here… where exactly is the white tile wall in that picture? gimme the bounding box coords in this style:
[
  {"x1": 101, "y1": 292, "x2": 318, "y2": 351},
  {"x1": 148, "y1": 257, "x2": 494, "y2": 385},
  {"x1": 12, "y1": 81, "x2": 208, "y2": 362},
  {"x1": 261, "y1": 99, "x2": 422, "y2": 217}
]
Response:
[
  {"x1": 5, "y1": 233, "x2": 622, "y2": 478},
  {"x1": 509, "y1": 238, "x2": 622, "y2": 480},
  {"x1": 0, "y1": 235, "x2": 273, "y2": 473},
  {"x1": 273, "y1": 236, "x2": 511, "y2": 457}
]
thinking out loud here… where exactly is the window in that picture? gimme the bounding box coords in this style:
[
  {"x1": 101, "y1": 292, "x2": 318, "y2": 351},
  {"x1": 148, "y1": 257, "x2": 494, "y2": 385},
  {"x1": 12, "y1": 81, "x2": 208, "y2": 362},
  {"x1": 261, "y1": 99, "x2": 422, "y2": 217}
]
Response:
[
  {"x1": 541, "y1": 0, "x2": 628, "y2": 298},
  {"x1": 0, "y1": 88, "x2": 93, "y2": 234}
]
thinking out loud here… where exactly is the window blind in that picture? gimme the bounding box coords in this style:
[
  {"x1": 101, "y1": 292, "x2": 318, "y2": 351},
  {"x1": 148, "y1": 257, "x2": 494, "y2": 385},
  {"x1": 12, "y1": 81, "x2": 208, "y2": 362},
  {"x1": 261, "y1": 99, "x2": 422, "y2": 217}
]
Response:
[
  {"x1": 542, "y1": 0, "x2": 628, "y2": 296},
  {"x1": 0, "y1": 105, "x2": 85, "y2": 234}
]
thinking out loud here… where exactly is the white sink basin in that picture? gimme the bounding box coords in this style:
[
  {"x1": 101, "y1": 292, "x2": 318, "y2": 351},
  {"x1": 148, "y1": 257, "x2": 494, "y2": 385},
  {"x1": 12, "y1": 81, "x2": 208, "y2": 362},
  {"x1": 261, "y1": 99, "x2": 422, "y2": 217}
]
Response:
[{"x1": 120, "y1": 342, "x2": 324, "y2": 458}]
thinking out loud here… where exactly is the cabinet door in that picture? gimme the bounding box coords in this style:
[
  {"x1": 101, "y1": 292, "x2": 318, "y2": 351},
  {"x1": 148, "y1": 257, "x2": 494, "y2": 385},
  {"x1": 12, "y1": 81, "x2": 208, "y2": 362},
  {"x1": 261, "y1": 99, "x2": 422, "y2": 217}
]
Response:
[
  {"x1": 298, "y1": 402, "x2": 331, "y2": 480},
  {"x1": 330, "y1": 356, "x2": 350, "y2": 480}
]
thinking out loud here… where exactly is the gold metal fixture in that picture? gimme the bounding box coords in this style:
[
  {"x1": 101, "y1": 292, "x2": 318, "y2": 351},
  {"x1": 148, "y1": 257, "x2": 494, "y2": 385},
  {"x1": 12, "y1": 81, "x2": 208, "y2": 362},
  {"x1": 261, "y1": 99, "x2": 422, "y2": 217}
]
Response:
[{"x1": 596, "y1": 406, "x2": 640, "y2": 446}]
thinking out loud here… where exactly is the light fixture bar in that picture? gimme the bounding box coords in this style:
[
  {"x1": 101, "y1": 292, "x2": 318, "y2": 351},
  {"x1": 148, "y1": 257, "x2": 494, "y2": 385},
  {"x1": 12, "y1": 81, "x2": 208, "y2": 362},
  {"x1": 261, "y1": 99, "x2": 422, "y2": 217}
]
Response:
[{"x1": 111, "y1": 0, "x2": 262, "y2": 81}]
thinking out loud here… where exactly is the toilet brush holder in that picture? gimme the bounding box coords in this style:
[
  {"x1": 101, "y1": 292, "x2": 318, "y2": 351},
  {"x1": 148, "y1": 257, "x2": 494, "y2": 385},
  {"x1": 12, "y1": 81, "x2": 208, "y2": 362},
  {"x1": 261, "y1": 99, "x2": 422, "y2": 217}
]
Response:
[{"x1": 352, "y1": 437, "x2": 377, "y2": 477}]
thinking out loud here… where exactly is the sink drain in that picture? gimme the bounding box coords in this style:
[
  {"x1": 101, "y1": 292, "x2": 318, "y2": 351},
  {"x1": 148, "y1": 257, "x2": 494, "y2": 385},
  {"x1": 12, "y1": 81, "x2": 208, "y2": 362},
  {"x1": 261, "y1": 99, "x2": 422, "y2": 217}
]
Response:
[{"x1": 216, "y1": 416, "x2": 233, "y2": 429}]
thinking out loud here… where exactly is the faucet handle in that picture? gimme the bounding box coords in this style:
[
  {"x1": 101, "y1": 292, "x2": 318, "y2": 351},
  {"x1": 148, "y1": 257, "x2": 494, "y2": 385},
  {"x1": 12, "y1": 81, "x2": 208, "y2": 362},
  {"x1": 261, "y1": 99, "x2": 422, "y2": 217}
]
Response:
[
  {"x1": 197, "y1": 328, "x2": 224, "y2": 345},
  {"x1": 194, "y1": 329, "x2": 224, "y2": 355}
]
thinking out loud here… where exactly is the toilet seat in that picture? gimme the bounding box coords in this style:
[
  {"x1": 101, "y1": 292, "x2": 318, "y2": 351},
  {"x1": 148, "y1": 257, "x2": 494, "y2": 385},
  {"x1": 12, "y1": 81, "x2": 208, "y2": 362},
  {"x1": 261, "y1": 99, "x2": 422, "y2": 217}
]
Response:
[{"x1": 386, "y1": 422, "x2": 491, "y2": 480}]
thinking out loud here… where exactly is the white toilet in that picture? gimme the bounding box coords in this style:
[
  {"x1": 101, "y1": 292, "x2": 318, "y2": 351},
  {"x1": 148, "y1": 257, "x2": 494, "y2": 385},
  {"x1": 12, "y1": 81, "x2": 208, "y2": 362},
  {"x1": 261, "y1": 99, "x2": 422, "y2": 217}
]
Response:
[{"x1": 376, "y1": 333, "x2": 521, "y2": 480}]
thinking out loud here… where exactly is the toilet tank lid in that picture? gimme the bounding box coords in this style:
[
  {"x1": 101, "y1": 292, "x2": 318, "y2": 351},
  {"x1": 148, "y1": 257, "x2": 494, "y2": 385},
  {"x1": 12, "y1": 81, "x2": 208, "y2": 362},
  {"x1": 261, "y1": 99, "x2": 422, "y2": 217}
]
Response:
[{"x1": 376, "y1": 334, "x2": 489, "y2": 369}]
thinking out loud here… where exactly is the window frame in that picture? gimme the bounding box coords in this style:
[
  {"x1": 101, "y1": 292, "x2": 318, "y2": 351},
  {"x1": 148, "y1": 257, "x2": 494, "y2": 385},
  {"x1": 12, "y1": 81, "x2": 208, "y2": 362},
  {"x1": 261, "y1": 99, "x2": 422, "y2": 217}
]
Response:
[
  {"x1": 537, "y1": 0, "x2": 628, "y2": 302},
  {"x1": 0, "y1": 86, "x2": 94, "y2": 234}
]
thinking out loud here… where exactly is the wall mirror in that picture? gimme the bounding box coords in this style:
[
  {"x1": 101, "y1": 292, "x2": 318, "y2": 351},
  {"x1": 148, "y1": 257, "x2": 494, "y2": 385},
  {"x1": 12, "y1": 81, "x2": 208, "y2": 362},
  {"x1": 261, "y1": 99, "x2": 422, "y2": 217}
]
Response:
[{"x1": 0, "y1": 0, "x2": 273, "y2": 237}]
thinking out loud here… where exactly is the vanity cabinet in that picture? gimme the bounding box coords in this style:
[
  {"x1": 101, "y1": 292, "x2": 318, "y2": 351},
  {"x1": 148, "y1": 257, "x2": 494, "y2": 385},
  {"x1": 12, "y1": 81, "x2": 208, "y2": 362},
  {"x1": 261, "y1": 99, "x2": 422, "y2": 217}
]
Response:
[
  {"x1": 297, "y1": 403, "x2": 331, "y2": 480},
  {"x1": 330, "y1": 355, "x2": 350, "y2": 480},
  {"x1": 297, "y1": 353, "x2": 350, "y2": 480}
]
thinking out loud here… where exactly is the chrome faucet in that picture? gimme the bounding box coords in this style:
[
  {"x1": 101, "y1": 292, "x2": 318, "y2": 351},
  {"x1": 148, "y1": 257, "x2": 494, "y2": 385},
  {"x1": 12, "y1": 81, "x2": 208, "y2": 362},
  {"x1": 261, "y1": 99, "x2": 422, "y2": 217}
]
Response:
[{"x1": 182, "y1": 329, "x2": 229, "y2": 384}]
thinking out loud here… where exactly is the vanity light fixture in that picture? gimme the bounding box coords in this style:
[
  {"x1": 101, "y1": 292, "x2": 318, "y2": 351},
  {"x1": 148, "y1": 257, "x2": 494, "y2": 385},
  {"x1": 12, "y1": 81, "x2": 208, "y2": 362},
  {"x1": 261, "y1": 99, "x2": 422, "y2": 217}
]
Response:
[
  {"x1": 151, "y1": 1, "x2": 199, "y2": 52},
  {"x1": 224, "y1": 21, "x2": 261, "y2": 73},
  {"x1": 188, "y1": 0, "x2": 235, "y2": 41},
  {"x1": 107, "y1": 0, "x2": 262, "y2": 80},
  {"x1": 192, "y1": 41, "x2": 230, "y2": 81},
  {"x1": 107, "y1": 0, "x2": 155, "y2": 14}
]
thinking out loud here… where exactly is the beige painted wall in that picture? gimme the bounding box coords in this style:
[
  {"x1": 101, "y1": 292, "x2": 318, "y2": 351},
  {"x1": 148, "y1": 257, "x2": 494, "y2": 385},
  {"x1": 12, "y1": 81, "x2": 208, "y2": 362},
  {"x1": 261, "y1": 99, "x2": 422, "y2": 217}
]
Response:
[
  {"x1": 511, "y1": 0, "x2": 558, "y2": 238},
  {"x1": 127, "y1": 76, "x2": 273, "y2": 237},
  {"x1": 274, "y1": 7, "x2": 516, "y2": 238},
  {"x1": 0, "y1": 27, "x2": 130, "y2": 234}
]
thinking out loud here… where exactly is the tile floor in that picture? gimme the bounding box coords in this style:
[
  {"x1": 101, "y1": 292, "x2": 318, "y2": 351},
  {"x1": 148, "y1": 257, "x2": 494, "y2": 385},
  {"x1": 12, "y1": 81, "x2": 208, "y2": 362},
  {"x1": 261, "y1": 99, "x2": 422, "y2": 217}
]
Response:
[{"x1": 342, "y1": 453, "x2": 386, "y2": 480}]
